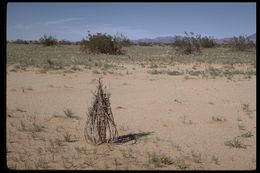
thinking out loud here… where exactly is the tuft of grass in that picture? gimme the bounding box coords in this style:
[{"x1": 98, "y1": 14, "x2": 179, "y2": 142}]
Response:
[
  {"x1": 148, "y1": 152, "x2": 174, "y2": 167},
  {"x1": 64, "y1": 109, "x2": 74, "y2": 118},
  {"x1": 191, "y1": 150, "x2": 203, "y2": 163},
  {"x1": 224, "y1": 137, "x2": 247, "y2": 149},
  {"x1": 63, "y1": 132, "x2": 73, "y2": 142},
  {"x1": 31, "y1": 121, "x2": 44, "y2": 132},
  {"x1": 47, "y1": 139, "x2": 64, "y2": 161},
  {"x1": 241, "y1": 103, "x2": 253, "y2": 116},
  {"x1": 212, "y1": 116, "x2": 227, "y2": 122},
  {"x1": 205, "y1": 65, "x2": 222, "y2": 78},
  {"x1": 35, "y1": 158, "x2": 49, "y2": 169},
  {"x1": 173, "y1": 158, "x2": 190, "y2": 170},
  {"x1": 238, "y1": 124, "x2": 246, "y2": 131},
  {"x1": 240, "y1": 131, "x2": 254, "y2": 138}
]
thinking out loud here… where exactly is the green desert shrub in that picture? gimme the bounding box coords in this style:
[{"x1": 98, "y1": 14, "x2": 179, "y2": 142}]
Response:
[
  {"x1": 39, "y1": 34, "x2": 58, "y2": 46},
  {"x1": 228, "y1": 35, "x2": 255, "y2": 51},
  {"x1": 173, "y1": 32, "x2": 201, "y2": 55},
  {"x1": 80, "y1": 32, "x2": 125, "y2": 55},
  {"x1": 200, "y1": 36, "x2": 216, "y2": 48}
]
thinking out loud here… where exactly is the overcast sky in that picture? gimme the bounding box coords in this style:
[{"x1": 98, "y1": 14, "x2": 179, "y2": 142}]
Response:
[{"x1": 7, "y1": 2, "x2": 256, "y2": 41}]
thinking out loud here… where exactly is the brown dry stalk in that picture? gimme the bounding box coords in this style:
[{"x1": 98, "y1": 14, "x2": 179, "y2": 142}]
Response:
[{"x1": 84, "y1": 78, "x2": 118, "y2": 144}]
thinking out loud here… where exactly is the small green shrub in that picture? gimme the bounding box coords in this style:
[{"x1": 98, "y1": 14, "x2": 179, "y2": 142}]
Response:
[
  {"x1": 224, "y1": 137, "x2": 247, "y2": 149},
  {"x1": 227, "y1": 35, "x2": 255, "y2": 51},
  {"x1": 64, "y1": 109, "x2": 74, "y2": 118},
  {"x1": 80, "y1": 32, "x2": 125, "y2": 55},
  {"x1": 148, "y1": 152, "x2": 174, "y2": 167},
  {"x1": 173, "y1": 32, "x2": 201, "y2": 55},
  {"x1": 39, "y1": 35, "x2": 58, "y2": 46},
  {"x1": 200, "y1": 36, "x2": 216, "y2": 48},
  {"x1": 63, "y1": 132, "x2": 72, "y2": 142}
]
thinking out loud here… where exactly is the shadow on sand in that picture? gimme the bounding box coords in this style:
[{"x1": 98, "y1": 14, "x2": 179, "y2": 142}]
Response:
[{"x1": 112, "y1": 132, "x2": 154, "y2": 144}]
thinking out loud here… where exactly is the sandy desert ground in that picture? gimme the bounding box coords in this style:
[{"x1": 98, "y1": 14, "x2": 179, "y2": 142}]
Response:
[{"x1": 6, "y1": 62, "x2": 256, "y2": 170}]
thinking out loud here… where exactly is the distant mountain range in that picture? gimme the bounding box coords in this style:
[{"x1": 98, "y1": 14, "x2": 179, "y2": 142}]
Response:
[{"x1": 131, "y1": 33, "x2": 256, "y2": 44}]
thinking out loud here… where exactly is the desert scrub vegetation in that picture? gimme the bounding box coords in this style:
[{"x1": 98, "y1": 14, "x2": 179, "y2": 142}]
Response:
[
  {"x1": 147, "y1": 152, "x2": 174, "y2": 168},
  {"x1": 200, "y1": 36, "x2": 216, "y2": 48},
  {"x1": 64, "y1": 109, "x2": 75, "y2": 118},
  {"x1": 18, "y1": 115, "x2": 45, "y2": 134},
  {"x1": 7, "y1": 42, "x2": 256, "y2": 67},
  {"x1": 227, "y1": 35, "x2": 255, "y2": 51},
  {"x1": 147, "y1": 69, "x2": 183, "y2": 76},
  {"x1": 80, "y1": 32, "x2": 128, "y2": 55},
  {"x1": 173, "y1": 32, "x2": 201, "y2": 55},
  {"x1": 173, "y1": 157, "x2": 190, "y2": 170},
  {"x1": 224, "y1": 137, "x2": 247, "y2": 149},
  {"x1": 241, "y1": 103, "x2": 253, "y2": 116},
  {"x1": 240, "y1": 131, "x2": 254, "y2": 138},
  {"x1": 191, "y1": 150, "x2": 203, "y2": 163},
  {"x1": 39, "y1": 34, "x2": 58, "y2": 46}
]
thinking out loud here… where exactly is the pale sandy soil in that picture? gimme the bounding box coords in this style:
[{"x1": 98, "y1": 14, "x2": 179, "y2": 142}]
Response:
[{"x1": 6, "y1": 63, "x2": 256, "y2": 170}]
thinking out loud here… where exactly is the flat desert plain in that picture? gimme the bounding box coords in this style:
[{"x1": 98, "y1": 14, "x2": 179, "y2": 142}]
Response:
[{"x1": 6, "y1": 44, "x2": 256, "y2": 170}]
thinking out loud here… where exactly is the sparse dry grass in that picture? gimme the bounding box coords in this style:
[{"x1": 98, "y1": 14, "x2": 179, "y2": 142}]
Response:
[{"x1": 6, "y1": 43, "x2": 256, "y2": 170}]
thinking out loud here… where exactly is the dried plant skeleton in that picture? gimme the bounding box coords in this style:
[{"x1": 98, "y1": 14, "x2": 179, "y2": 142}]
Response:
[{"x1": 84, "y1": 78, "x2": 118, "y2": 144}]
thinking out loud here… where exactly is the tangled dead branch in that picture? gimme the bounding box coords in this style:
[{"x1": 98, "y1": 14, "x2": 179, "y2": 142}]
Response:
[{"x1": 84, "y1": 78, "x2": 118, "y2": 145}]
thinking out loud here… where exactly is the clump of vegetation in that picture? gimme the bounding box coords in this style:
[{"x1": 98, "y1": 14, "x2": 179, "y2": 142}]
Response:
[
  {"x1": 173, "y1": 158, "x2": 190, "y2": 170},
  {"x1": 191, "y1": 150, "x2": 203, "y2": 163},
  {"x1": 167, "y1": 70, "x2": 183, "y2": 76},
  {"x1": 173, "y1": 32, "x2": 201, "y2": 55},
  {"x1": 64, "y1": 109, "x2": 75, "y2": 118},
  {"x1": 224, "y1": 137, "x2": 247, "y2": 149},
  {"x1": 80, "y1": 32, "x2": 128, "y2": 55},
  {"x1": 39, "y1": 34, "x2": 58, "y2": 46},
  {"x1": 147, "y1": 69, "x2": 164, "y2": 75},
  {"x1": 227, "y1": 35, "x2": 255, "y2": 51},
  {"x1": 148, "y1": 152, "x2": 174, "y2": 167},
  {"x1": 63, "y1": 132, "x2": 73, "y2": 142},
  {"x1": 12, "y1": 39, "x2": 29, "y2": 44},
  {"x1": 240, "y1": 131, "x2": 254, "y2": 138},
  {"x1": 241, "y1": 103, "x2": 253, "y2": 116},
  {"x1": 113, "y1": 33, "x2": 132, "y2": 47},
  {"x1": 58, "y1": 39, "x2": 73, "y2": 45},
  {"x1": 35, "y1": 158, "x2": 49, "y2": 169},
  {"x1": 200, "y1": 36, "x2": 216, "y2": 48},
  {"x1": 84, "y1": 78, "x2": 118, "y2": 145},
  {"x1": 212, "y1": 116, "x2": 227, "y2": 122}
]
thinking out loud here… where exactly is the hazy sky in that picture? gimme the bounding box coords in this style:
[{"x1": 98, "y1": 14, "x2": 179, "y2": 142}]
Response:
[{"x1": 7, "y1": 3, "x2": 256, "y2": 41}]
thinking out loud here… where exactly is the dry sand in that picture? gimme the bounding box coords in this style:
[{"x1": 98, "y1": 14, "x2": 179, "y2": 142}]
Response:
[{"x1": 6, "y1": 63, "x2": 256, "y2": 170}]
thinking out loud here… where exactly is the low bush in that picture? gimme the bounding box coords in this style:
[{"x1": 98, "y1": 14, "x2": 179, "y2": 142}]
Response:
[
  {"x1": 39, "y1": 35, "x2": 58, "y2": 46},
  {"x1": 228, "y1": 35, "x2": 255, "y2": 51},
  {"x1": 80, "y1": 32, "x2": 126, "y2": 55},
  {"x1": 173, "y1": 32, "x2": 201, "y2": 55}
]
